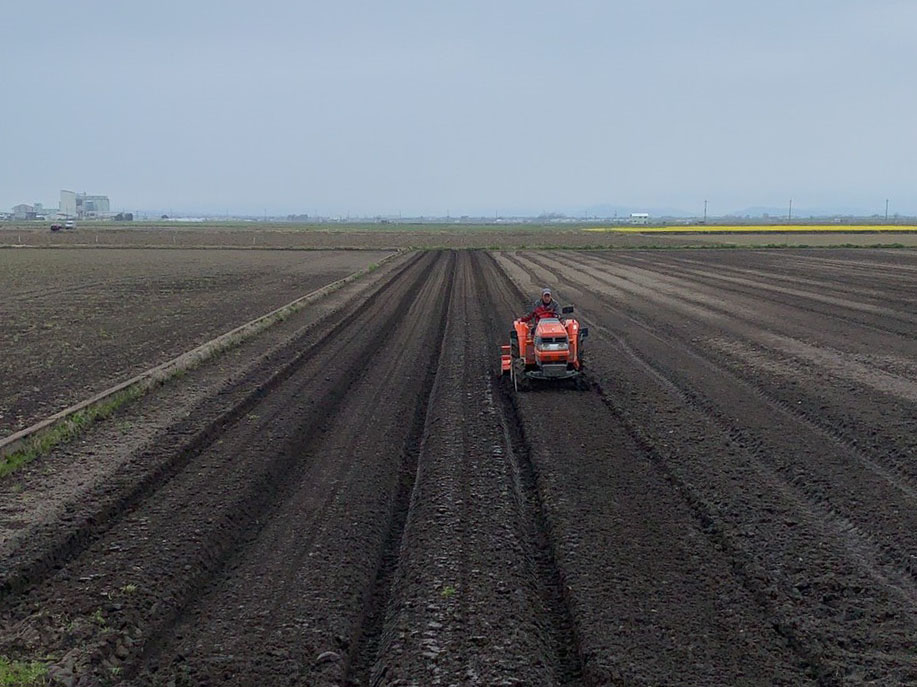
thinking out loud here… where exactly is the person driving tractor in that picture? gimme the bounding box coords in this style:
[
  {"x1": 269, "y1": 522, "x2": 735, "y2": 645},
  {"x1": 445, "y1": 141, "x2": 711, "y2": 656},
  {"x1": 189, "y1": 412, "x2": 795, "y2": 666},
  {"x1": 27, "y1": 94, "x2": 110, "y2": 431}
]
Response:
[{"x1": 521, "y1": 287, "x2": 561, "y2": 324}]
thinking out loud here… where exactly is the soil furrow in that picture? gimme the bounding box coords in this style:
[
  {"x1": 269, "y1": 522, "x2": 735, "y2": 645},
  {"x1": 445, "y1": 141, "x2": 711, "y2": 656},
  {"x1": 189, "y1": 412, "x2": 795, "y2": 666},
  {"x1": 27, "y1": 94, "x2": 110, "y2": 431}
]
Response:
[
  {"x1": 126, "y1": 252, "x2": 456, "y2": 686},
  {"x1": 0, "y1": 252, "x2": 443, "y2": 683},
  {"x1": 614, "y1": 252, "x2": 916, "y2": 336},
  {"x1": 477, "y1": 252, "x2": 585, "y2": 684},
  {"x1": 500, "y1": 249, "x2": 917, "y2": 682},
  {"x1": 648, "y1": 252, "x2": 917, "y2": 301},
  {"x1": 485, "y1": 252, "x2": 816, "y2": 684},
  {"x1": 526, "y1": 250, "x2": 917, "y2": 488},
  {"x1": 2, "y1": 247, "x2": 915, "y2": 685},
  {"x1": 0, "y1": 249, "x2": 392, "y2": 436},
  {"x1": 343, "y1": 252, "x2": 457, "y2": 685},
  {"x1": 367, "y1": 252, "x2": 584, "y2": 685},
  {"x1": 521, "y1": 251, "x2": 917, "y2": 580},
  {"x1": 0, "y1": 253, "x2": 425, "y2": 602}
]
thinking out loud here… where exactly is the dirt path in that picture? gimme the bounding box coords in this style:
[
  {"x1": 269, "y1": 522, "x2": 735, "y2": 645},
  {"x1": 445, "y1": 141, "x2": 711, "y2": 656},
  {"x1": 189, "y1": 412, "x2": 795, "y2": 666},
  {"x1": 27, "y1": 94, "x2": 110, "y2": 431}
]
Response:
[{"x1": 0, "y1": 248, "x2": 914, "y2": 685}]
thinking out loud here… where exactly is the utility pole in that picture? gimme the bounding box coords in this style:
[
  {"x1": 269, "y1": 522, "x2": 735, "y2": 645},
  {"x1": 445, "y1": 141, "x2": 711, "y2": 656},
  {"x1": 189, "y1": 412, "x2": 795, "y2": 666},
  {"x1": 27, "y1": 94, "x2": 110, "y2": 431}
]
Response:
[
  {"x1": 788, "y1": 199, "x2": 792, "y2": 222},
  {"x1": 703, "y1": 200, "x2": 707, "y2": 223},
  {"x1": 885, "y1": 199, "x2": 889, "y2": 222}
]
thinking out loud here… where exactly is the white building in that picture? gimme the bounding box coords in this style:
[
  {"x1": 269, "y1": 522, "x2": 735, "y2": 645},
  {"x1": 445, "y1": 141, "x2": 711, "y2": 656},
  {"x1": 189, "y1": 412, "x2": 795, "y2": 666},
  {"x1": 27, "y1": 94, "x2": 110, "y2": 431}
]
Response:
[
  {"x1": 11, "y1": 203, "x2": 60, "y2": 219},
  {"x1": 60, "y1": 190, "x2": 77, "y2": 218},
  {"x1": 630, "y1": 212, "x2": 650, "y2": 225},
  {"x1": 60, "y1": 190, "x2": 110, "y2": 218}
]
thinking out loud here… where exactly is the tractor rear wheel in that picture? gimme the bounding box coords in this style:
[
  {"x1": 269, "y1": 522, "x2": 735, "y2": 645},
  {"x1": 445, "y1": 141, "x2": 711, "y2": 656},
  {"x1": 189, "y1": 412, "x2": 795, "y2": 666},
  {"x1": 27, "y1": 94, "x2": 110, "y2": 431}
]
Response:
[{"x1": 512, "y1": 359, "x2": 530, "y2": 392}]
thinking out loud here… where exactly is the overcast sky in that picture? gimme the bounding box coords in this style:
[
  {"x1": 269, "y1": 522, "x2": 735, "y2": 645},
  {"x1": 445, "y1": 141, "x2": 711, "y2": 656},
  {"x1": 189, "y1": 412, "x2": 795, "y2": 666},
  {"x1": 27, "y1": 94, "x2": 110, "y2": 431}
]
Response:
[{"x1": 3, "y1": 1, "x2": 915, "y2": 216}]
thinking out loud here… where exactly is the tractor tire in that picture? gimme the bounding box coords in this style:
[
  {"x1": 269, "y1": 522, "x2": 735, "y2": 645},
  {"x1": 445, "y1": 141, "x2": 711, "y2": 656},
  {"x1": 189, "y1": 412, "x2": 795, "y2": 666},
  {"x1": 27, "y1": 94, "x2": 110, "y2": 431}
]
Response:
[{"x1": 512, "y1": 360, "x2": 530, "y2": 392}]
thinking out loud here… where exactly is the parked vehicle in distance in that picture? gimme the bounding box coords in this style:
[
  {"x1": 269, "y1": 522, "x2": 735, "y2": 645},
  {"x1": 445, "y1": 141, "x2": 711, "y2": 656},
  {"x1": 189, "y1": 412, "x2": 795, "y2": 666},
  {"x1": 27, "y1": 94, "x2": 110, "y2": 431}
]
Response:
[
  {"x1": 50, "y1": 223, "x2": 63, "y2": 232},
  {"x1": 65, "y1": 220, "x2": 76, "y2": 230}
]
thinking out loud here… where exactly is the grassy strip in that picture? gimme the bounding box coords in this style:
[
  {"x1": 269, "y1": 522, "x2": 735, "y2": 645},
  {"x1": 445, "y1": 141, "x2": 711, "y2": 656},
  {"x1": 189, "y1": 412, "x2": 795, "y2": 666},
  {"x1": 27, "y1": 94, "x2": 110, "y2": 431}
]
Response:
[
  {"x1": 0, "y1": 252, "x2": 402, "y2": 481},
  {"x1": 0, "y1": 386, "x2": 145, "y2": 480},
  {"x1": 0, "y1": 656, "x2": 48, "y2": 686}
]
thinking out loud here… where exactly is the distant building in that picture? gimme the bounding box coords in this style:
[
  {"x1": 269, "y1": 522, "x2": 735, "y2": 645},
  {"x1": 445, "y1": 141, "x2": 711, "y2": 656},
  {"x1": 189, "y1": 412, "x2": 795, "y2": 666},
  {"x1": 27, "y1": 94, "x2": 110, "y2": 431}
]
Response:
[
  {"x1": 11, "y1": 203, "x2": 59, "y2": 219},
  {"x1": 60, "y1": 190, "x2": 110, "y2": 218},
  {"x1": 12, "y1": 204, "x2": 38, "y2": 220},
  {"x1": 60, "y1": 190, "x2": 77, "y2": 218},
  {"x1": 630, "y1": 212, "x2": 649, "y2": 225}
]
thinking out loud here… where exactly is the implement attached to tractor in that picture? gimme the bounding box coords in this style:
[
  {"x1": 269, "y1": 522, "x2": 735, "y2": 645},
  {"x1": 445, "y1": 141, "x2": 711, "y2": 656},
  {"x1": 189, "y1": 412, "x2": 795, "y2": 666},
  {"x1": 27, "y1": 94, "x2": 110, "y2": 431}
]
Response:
[{"x1": 500, "y1": 306, "x2": 589, "y2": 391}]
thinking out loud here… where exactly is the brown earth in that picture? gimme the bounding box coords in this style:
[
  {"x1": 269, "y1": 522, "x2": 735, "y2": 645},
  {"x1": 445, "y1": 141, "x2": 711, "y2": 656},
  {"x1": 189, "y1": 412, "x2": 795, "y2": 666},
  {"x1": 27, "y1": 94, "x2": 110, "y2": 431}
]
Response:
[
  {"x1": 0, "y1": 248, "x2": 390, "y2": 437},
  {"x1": 3, "y1": 223, "x2": 917, "y2": 251},
  {"x1": 0, "y1": 248, "x2": 915, "y2": 685},
  {"x1": 0, "y1": 224, "x2": 717, "y2": 250}
]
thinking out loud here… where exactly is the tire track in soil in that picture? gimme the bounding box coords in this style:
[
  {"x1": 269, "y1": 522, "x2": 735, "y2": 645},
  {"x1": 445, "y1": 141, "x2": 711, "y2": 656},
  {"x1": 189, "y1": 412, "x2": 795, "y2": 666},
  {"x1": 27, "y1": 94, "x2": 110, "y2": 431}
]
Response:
[
  {"x1": 534, "y1": 250, "x2": 917, "y2": 494},
  {"x1": 489, "y1": 377, "x2": 586, "y2": 685},
  {"x1": 477, "y1": 251, "x2": 586, "y2": 684},
  {"x1": 4, "y1": 248, "x2": 915, "y2": 684},
  {"x1": 564, "y1": 251, "x2": 916, "y2": 361},
  {"x1": 484, "y1": 253, "x2": 816, "y2": 685},
  {"x1": 533, "y1": 250, "x2": 917, "y2": 536},
  {"x1": 0, "y1": 252, "x2": 410, "y2": 557},
  {"x1": 0, "y1": 252, "x2": 447, "y2": 684},
  {"x1": 130, "y1": 252, "x2": 458, "y2": 686},
  {"x1": 504, "y1": 250, "x2": 917, "y2": 682},
  {"x1": 364, "y1": 252, "x2": 584, "y2": 686},
  {"x1": 659, "y1": 251, "x2": 917, "y2": 302},
  {"x1": 592, "y1": 259, "x2": 916, "y2": 371},
  {"x1": 0, "y1": 250, "x2": 393, "y2": 437},
  {"x1": 616, "y1": 252, "x2": 915, "y2": 338},
  {"x1": 599, "y1": 325, "x2": 917, "y2": 599},
  {"x1": 342, "y1": 252, "x2": 456, "y2": 686},
  {"x1": 657, "y1": 250, "x2": 917, "y2": 297},
  {"x1": 473, "y1": 252, "x2": 589, "y2": 683},
  {"x1": 0, "y1": 252, "x2": 427, "y2": 603},
  {"x1": 587, "y1": 380, "x2": 839, "y2": 685}
]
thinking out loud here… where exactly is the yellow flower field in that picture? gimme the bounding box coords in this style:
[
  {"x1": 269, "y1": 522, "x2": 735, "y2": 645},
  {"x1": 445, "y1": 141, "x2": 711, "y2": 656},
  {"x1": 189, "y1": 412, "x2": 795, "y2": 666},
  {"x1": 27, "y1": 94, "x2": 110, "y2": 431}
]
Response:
[{"x1": 586, "y1": 225, "x2": 917, "y2": 233}]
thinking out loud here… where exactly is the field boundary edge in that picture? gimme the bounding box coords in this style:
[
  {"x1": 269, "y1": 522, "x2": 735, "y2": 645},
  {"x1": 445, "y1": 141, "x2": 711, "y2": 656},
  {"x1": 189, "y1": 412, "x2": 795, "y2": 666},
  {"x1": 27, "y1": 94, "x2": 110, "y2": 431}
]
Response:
[{"x1": 0, "y1": 249, "x2": 406, "y2": 471}]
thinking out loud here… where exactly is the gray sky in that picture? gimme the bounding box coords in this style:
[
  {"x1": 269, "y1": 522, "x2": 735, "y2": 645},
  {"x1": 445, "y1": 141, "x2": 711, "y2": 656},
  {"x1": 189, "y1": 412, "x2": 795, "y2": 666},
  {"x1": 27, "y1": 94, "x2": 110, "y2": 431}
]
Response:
[{"x1": 3, "y1": 1, "x2": 916, "y2": 216}]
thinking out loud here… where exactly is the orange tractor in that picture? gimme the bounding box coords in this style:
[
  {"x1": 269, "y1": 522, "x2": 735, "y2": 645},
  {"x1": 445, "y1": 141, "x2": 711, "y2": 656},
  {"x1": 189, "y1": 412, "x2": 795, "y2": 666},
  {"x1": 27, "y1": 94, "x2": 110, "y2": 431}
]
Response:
[{"x1": 500, "y1": 306, "x2": 589, "y2": 391}]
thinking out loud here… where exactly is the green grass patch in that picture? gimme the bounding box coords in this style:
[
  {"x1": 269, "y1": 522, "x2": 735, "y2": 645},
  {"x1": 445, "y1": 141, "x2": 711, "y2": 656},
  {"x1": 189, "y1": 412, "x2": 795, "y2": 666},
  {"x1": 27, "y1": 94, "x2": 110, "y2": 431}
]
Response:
[
  {"x1": 0, "y1": 385, "x2": 145, "y2": 480},
  {"x1": 0, "y1": 656, "x2": 48, "y2": 686}
]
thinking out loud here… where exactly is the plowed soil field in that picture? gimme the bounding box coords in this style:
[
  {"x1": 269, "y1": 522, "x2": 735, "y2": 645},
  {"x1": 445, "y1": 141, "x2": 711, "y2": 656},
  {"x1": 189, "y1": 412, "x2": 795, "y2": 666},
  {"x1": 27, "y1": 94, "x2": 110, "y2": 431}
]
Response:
[
  {"x1": 0, "y1": 248, "x2": 391, "y2": 437},
  {"x1": 1, "y1": 248, "x2": 915, "y2": 686}
]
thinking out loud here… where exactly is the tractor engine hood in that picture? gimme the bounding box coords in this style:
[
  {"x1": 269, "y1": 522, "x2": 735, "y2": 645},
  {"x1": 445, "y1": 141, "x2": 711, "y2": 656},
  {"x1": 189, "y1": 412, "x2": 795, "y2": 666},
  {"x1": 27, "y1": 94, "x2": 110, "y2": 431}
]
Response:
[
  {"x1": 533, "y1": 318, "x2": 570, "y2": 362},
  {"x1": 533, "y1": 318, "x2": 567, "y2": 340}
]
